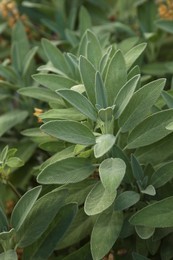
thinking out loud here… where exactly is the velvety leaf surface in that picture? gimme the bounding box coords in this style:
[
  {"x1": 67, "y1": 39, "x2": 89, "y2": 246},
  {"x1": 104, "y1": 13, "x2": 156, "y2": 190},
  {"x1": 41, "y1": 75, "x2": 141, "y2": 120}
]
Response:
[
  {"x1": 99, "y1": 158, "x2": 126, "y2": 192},
  {"x1": 91, "y1": 209, "x2": 123, "y2": 260},
  {"x1": 79, "y1": 56, "x2": 96, "y2": 105},
  {"x1": 11, "y1": 186, "x2": 42, "y2": 231},
  {"x1": 119, "y1": 78, "x2": 165, "y2": 132},
  {"x1": 94, "y1": 135, "x2": 116, "y2": 158},
  {"x1": 41, "y1": 120, "x2": 95, "y2": 145},
  {"x1": 57, "y1": 89, "x2": 97, "y2": 121},
  {"x1": 130, "y1": 196, "x2": 173, "y2": 227},
  {"x1": 84, "y1": 182, "x2": 117, "y2": 216},
  {"x1": 104, "y1": 50, "x2": 127, "y2": 105},
  {"x1": 37, "y1": 157, "x2": 95, "y2": 184},
  {"x1": 127, "y1": 109, "x2": 173, "y2": 148},
  {"x1": 0, "y1": 110, "x2": 28, "y2": 137},
  {"x1": 16, "y1": 189, "x2": 67, "y2": 247}
]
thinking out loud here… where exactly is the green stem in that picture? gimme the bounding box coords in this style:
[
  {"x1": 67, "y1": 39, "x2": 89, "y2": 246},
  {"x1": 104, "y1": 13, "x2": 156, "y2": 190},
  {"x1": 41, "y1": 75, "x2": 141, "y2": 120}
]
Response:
[{"x1": 7, "y1": 181, "x2": 22, "y2": 199}]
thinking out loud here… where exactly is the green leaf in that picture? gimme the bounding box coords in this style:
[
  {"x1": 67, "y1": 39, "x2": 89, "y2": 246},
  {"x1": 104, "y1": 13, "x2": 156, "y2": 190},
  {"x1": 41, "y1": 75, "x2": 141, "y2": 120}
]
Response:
[
  {"x1": 132, "y1": 252, "x2": 150, "y2": 260},
  {"x1": 94, "y1": 134, "x2": 116, "y2": 158},
  {"x1": 42, "y1": 38, "x2": 72, "y2": 76},
  {"x1": 0, "y1": 207, "x2": 8, "y2": 232},
  {"x1": 131, "y1": 155, "x2": 144, "y2": 181},
  {"x1": 95, "y1": 71, "x2": 108, "y2": 109},
  {"x1": 40, "y1": 108, "x2": 86, "y2": 121},
  {"x1": 11, "y1": 186, "x2": 42, "y2": 231},
  {"x1": 114, "y1": 75, "x2": 140, "y2": 118},
  {"x1": 125, "y1": 43, "x2": 147, "y2": 70},
  {"x1": 162, "y1": 91, "x2": 173, "y2": 108},
  {"x1": 63, "y1": 243, "x2": 92, "y2": 260},
  {"x1": 18, "y1": 87, "x2": 60, "y2": 103},
  {"x1": 57, "y1": 208, "x2": 93, "y2": 250},
  {"x1": 37, "y1": 157, "x2": 95, "y2": 184},
  {"x1": 16, "y1": 188, "x2": 68, "y2": 247},
  {"x1": 41, "y1": 120, "x2": 95, "y2": 145},
  {"x1": 79, "y1": 56, "x2": 96, "y2": 105},
  {"x1": 0, "y1": 250, "x2": 17, "y2": 260},
  {"x1": 91, "y1": 208, "x2": 123, "y2": 260},
  {"x1": 114, "y1": 191, "x2": 140, "y2": 211},
  {"x1": 104, "y1": 50, "x2": 127, "y2": 105},
  {"x1": 135, "y1": 133, "x2": 173, "y2": 166},
  {"x1": 119, "y1": 78, "x2": 166, "y2": 132},
  {"x1": 22, "y1": 46, "x2": 38, "y2": 77},
  {"x1": 141, "y1": 185, "x2": 156, "y2": 196},
  {"x1": 86, "y1": 30, "x2": 102, "y2": 69},
  {"x1": 99, "y1": 158, "x2": 126, "y2": 192},
  {"x1": 150, "y1": 161, "x2": 173, "y2": 188},
  {"x1": 33, "y1": 203, "x2": 78, "y2": 259},
  {"x1": 0, "y1": 110, "x2": 28, "y2": 137},
  {"x1": 98, "y1": 107, "x2": 113, "y2": 122},
  {"x1": 6, "y1": 157, "x2": 23, "y2": 168},
  {"x1": 156, "y1": 19, "x2": 173, "y2": 34},
  {"x1": 40, "y1": 145, "x2": 75, "y2": 170},
  {"x1": 57, "y1": 89, "x2": 97, "y2": 121},
  {"x1": 84, "y1": 182, "x2": 117, "y2": 216},
  {"x1": 79, "y1": 6, "x2": 92, "y2": 36},
  {"x1": 32, "y1": 73, "x2": 77, "y2": 91},
  {"x1": 135, "y1": 225, "x2": 155, "y2": 240},
  {"x1": 0, "y1": 145, "x2": 9, "y2": 163},
  {"x1": 129, "y1": 196, "x2": 173, "y2": 228},
  {"x1": 127, "y1": 109, "x2": 173, "y2": 148},
  {"x1": 11, "y1": 21, "x2": 29, "y2": 73}
]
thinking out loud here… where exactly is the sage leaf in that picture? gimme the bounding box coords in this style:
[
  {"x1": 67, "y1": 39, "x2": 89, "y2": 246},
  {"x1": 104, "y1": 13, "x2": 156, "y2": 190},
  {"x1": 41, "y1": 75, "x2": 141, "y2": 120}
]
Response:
[
  {"x1": 41, "y1": 120, "x2": 95, "y2": 145},
  {"x1": 37, "y1": 157, "x2": 95, "y2": 184}
]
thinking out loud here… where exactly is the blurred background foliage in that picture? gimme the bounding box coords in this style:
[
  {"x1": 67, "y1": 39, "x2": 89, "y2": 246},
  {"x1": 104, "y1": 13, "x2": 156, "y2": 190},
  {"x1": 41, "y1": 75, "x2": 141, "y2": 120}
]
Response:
[{"x1": 1, "y1": 1, "x2": 173, "y2": 257}]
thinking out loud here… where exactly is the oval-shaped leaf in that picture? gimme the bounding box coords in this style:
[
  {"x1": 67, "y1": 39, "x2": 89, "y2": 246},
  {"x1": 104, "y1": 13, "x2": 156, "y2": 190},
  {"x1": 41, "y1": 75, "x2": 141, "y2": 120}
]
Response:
[
  {"x1": 57, "y1": 89, "x2": 97, "y2": 121},
  {"x1": 17, "y1": 189, "x2": 68, "y2": 247},
  {"x1": 32, "y1": 73, "x2": 77, "y2": 91},
  {"x1": 150, "y1": 161, "x2": 173, "y2": 188},
  {"x1": 40, "y1": 108, "x2": 86, "y2": 121},
  {"x1": 33, "y1": 203, "x2": 78, "y2": 259},
  {"x1": 91, "y1": 208, "x2": 123, "y2": 260},
  {"x1": 0, "y1": 110, "x2": 28, "y2": 137},
  {"x1": 119, "y1": 78, "x2": 166, "y2": 132},
  {"x1": 99, "y1": 158, "x2": 126, "y2": 192},
  {"x1": 125, "y1": 43, "x2": 147, "y2": 70},
  {"x1": 129, "y1": 196, "x2": 173, "y2": 228},
  {"x1": 135, "y1": 225, "x2": 155, "y2": 240},
  {"x1": 104, "y1": 50, "x2": 127, "y2": 105},
  {"x1": 86, "y1": 30, "x2": 102, "y2": 69},
  {"x1": 79, "y1": 56, "x2": 96, "y2": 105},
  {"x1": 42, "y1": 38, "x2": 72, "y2": 76},
  {"x1": 0, "y1": 250, "x2": 17, "y2": 260},
  {"x1": 0, "y1": 207, "x2": 8, "y2": 232},
  {"x1": 18, "y1": 87, "x2": 60, "y2": 103},
  {"x1": 95, "y1": 71, "x2": 108, "y2": 109},
  {"x1": 11, "y1": 186, "x2": 42, "y2": 231},
  {"x1": 127, "y1": 109, "x2": 173, "y2": 148},
  {"x1": 41, "y1": 120, "x2": 95, "y2": 145},
  {"x1": 114, "y1": 191, "x2": 140, "y2": 211},
  {"x1": 37, "y1": 157, "x2": 95, "y2": 184},
  {"x1": 94, "y1": 134, "x2": 116, "y2": 158},
  {"x1": 84, "y1": 182, "x2": 117, "y2": 216},
  {"x1": 114, "y1": 74, "x2": 140, "y2": 118}
]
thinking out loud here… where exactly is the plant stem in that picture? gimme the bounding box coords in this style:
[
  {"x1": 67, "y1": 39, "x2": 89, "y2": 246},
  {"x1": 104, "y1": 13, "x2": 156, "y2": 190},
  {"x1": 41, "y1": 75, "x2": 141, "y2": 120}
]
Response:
[{"x1": 7, "y1": 181, "x2": 22, "y2": 199}]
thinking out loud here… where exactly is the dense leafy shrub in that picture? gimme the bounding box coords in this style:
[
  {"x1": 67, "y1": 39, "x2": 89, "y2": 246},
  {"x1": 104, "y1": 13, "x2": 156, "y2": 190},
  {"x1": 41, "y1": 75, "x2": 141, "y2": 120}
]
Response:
[{"x1": 1, "y1": 1, "x2": 173, "y2": 259}]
